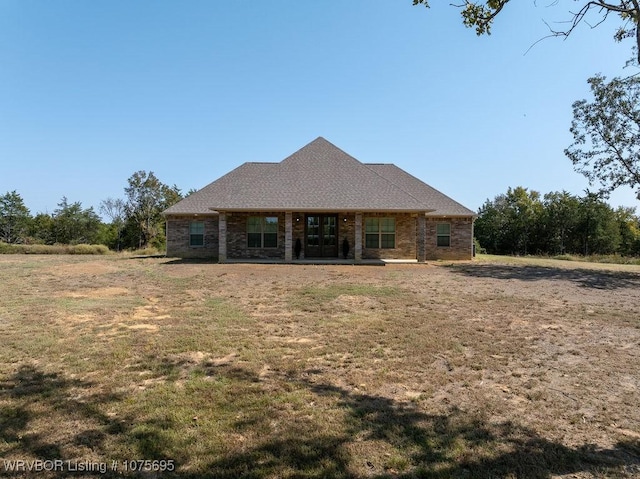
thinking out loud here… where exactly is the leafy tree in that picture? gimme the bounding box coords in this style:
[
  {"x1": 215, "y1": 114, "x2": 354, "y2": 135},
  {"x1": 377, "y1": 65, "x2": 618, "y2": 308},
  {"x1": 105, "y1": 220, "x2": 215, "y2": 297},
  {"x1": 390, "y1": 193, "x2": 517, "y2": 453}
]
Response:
[
  {"x1": 614, "y1": 206, "x2": 640, "y2": 255},
  {"x1": 28, "y1": 213, "x2": 55, "y2": 245},
  {"x1": 0, "y1": 191, "x2": 31, "y2": 244},
  {"x1": 52, "y1": 197, "x2": 102, "y2": 245},
  {"x1": 124, "y1": 171, "x2": 182, "y2": 249},
  {"x1": 542, "y1": 191, "x2": 581, "y2": 255},
  {"x1": 475, "y1": 187, "x2": 632, "y2": 256},
  {"x1": 576, "y1": 191, "x2": 621, "y2": 255},
  {"x1": 475, "y1": 194, "x2": 509, "y2": 254},
  {"x1": 99, "y1": 197, "x2": 126, "y2": 251},
  {"x1": 507, "y1": 186, "x2": 544, "y2": 255},
  {"x1": 412, "y1": 1, "x2": 640, "y2": 62},
  {"x1": 566, "y1": 74, "x2": 640, "y2": 202},
  {"x1": 475, "y1": 186, "x2": 543, "y2": 255}
]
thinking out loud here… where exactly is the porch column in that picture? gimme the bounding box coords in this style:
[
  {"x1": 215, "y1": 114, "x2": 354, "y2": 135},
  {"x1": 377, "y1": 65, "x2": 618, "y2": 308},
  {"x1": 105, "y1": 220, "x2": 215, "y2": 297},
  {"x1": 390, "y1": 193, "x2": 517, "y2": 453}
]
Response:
[
  {"x1": 417, "y1": 214, "x2": 427, "y2": 262},
  {"x1": 285, "y1": 212, "x2": 293, "y2": 262},
  {"x1": 354, "y1": 212, "x2": 362, "y2": 262},
  {"x1": 218, "y1": 211, "x2": 227, "y2": 263}
]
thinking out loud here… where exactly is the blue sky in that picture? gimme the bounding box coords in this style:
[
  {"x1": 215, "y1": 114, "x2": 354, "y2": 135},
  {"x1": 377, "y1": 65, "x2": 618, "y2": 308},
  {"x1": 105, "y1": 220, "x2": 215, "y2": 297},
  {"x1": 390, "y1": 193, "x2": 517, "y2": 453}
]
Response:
[{"x1": 0, "y1": 1, "x2": 636, "y2": 217}]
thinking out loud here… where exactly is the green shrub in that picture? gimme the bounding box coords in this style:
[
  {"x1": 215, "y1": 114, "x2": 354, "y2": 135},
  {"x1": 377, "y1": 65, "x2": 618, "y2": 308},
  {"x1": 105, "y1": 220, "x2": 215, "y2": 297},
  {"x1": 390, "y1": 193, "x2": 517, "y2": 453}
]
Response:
[
  {"x1": 69, "y1": 244, "x2": 110, "y2": 255},
  {"x1": 0, "y1": 242, "x2": 111, "y2": 255},
  {"x1": 473, "y1": 237, "x2": 486, "y2": 255},
  {"x1": 0, "y1": 242, "x2": 19, "y2": 254}
]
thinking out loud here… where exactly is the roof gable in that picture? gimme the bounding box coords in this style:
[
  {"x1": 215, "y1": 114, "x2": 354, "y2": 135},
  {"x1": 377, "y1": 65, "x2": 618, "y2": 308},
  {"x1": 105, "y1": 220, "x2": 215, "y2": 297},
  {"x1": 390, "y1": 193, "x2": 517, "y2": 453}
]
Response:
[{"x1": 164, "y1": 137, "x2": 474, "y2": 216}]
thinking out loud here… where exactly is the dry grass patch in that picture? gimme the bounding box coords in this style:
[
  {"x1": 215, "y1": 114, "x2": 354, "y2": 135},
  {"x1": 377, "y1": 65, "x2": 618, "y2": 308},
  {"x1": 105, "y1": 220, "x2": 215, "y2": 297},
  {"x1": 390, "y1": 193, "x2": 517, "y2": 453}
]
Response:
[{"x1": 0, "y1": 255, "x2": 639, "y2": 478}]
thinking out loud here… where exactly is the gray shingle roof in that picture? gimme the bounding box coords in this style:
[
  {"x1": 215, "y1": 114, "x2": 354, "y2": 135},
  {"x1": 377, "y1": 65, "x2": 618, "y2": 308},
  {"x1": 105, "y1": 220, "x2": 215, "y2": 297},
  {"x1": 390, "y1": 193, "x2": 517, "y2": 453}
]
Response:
[
  {"x1": 163, "y1": 137, "x2": 475, "y2": 216},
  {"x1": 365, "y1": 163, "x2": 476, "y2": 217}
]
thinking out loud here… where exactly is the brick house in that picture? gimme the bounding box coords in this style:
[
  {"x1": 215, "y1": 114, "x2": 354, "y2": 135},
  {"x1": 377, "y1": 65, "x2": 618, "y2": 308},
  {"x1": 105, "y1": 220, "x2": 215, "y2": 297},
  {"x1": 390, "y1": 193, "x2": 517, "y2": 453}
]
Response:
[{"x1": 163, "y1": 137, "x2": 476, "y2": 262}]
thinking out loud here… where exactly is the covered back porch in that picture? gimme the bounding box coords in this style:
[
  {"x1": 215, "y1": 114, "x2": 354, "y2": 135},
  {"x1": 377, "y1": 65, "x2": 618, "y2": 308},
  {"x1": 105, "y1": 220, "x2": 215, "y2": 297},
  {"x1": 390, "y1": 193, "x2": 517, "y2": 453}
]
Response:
[{"x1": 217, "y1": 211, "x2": 428, "y2": 263}]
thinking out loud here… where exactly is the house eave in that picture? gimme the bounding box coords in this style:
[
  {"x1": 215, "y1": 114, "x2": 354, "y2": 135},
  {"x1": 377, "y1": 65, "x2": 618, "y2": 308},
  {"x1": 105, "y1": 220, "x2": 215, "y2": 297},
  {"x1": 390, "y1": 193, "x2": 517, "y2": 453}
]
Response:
[
  {"x1": 163, "y1": 209, "x2": 476, "y2": 217},
  {"x1": 163, "y1": 211, "x2": 219, "y2": 217},
  {"x1": 208, "y1": 207, "x2": 437, "y2": 214},
  {"x1": 425, "y1": 213, "x2": 477, "y2": 219}
]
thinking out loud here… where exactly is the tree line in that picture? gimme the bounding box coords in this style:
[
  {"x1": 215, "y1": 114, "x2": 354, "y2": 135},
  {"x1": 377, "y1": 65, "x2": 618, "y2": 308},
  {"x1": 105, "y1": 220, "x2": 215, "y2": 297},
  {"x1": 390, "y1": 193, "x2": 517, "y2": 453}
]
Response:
[
  {"x1": 0, "y1": 171, "x2": 184, "y2": 251},
  {"x1": 3, "y1": 174, "x2": 640, "y2": 258},
  {"x1": 475, "y1": 187, "x2": 640, "y2": 257}
]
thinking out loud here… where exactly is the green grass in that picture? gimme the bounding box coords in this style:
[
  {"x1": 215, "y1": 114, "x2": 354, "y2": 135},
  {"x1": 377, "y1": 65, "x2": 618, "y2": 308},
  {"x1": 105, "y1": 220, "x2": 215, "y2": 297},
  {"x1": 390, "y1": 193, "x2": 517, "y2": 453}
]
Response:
[
  {"x1": 477, "y1": 252, "x2": 640, "y2": 267},
  {"x1": 551, "y1": 253, "x2": 640, "y2": 265},
  {"x1": 474, "y1": 253, "x2": 640, "y2": 273}
]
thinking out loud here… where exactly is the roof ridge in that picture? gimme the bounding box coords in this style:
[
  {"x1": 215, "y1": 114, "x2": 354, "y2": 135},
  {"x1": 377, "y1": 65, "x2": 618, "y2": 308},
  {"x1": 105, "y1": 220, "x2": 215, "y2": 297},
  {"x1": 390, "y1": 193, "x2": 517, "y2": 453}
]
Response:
[{"x1": 280, "y1": 136, "x2": 362, "y2": 166}]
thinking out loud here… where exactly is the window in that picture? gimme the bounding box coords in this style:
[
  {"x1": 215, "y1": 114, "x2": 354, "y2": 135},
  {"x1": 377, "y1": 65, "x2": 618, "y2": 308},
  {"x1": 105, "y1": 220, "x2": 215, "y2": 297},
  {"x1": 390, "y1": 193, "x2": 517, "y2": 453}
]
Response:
[
  {"x1": 437, "y1": 223, "x2": 451, "y2": 247},
  {"x1": 365, "y1": 217, "x2": 395, "y2": 249},
  {"x1": 189, "y1": 221, "x2": 204, "y2": 247},
  {"x1": 247, "y1": 216, "x2": 278, "y2": 248}
]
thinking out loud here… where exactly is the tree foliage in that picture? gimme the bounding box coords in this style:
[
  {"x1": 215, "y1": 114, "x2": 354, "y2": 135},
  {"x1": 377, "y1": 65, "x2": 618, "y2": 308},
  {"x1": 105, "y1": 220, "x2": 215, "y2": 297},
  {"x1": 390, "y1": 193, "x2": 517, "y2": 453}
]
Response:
[
  {"x1": 124, "y1": 170, "x2": 183, "y2": 249},
  {"x1": 52, "y1": 197, "x2": 102, "y2": 245},
  {"x1": 412, "y1": 1, "x2": 640, "y2": 62},
  {"x1": 475, "y1": 187, "x2": 638, "y2": 256},
  {"x1": 566, "y1": 73, "x2": 640, "y2": 201},
  {"x1": 0, "y1": 191, "x2": 31, "y2": 244},
  {"x1": 615, "y1": 205, "x2": 640, "y2": 254},
  {"x1": 475, "y1": 187, "x2": 544, "y2": 256},
  {"x1": 28, "y1": 213, "x2": 55, "y2": 245},
  {"x1": 542, "y1": 191, "x2": 582, "y2": 255},
  {"x1": 1, "y1": 171, "x2": 184, "y2": 251},
  {"x1": 99, "y1": 197, "x2": 126, "y2": 251}
]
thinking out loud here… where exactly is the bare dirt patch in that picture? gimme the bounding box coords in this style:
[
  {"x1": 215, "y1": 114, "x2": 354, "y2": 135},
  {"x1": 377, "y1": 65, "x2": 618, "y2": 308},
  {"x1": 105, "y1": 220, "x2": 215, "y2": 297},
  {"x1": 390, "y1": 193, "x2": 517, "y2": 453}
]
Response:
[
  {"x1": 59, "y1": 286, "x2": 130, "y2": 299},
  {"x1": 44, "y1": 259, "x2": 120, "y2": 277}
]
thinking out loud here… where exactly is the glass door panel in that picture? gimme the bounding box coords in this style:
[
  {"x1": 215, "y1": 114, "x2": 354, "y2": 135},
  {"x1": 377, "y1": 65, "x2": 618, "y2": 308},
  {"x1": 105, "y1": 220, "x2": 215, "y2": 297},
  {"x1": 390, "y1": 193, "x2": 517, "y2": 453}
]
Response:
[{"x1": 305, "y1": 215, "x2": 338, "y2": 257}]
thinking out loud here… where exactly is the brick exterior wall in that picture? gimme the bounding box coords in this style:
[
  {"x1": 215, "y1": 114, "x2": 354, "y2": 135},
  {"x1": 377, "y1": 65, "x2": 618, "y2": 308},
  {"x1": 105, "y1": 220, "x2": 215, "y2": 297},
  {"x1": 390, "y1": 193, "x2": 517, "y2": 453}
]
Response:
[
  {"x1": 165, "y1": 215, "x2": 219, "y2": 259},
  {"x1": 361, "y1": 213, "x2": 416, "y2": 260},
  {"x1": 338, "y1": 213, "x2": 355, "y2": 259},
  {"x1": 292, "y1": 213, "x2": 306, "y2": 259},
  {"x1": 424, "y1": 217, "x2": 474, "y2": 260},
  {"x1": 227, "y1": 212, "x2": 286, "y2": 259},
  {"x1": 166, "y1": 212, "x2": 474, "y2": 261}
]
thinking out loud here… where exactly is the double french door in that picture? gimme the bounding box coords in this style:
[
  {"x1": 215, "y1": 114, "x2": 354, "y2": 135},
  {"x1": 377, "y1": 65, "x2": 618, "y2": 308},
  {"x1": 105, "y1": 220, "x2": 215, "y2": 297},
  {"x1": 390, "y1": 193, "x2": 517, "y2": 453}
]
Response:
[{"x1": 305, "y1": 215, "x2": 338, "y2": 258}]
